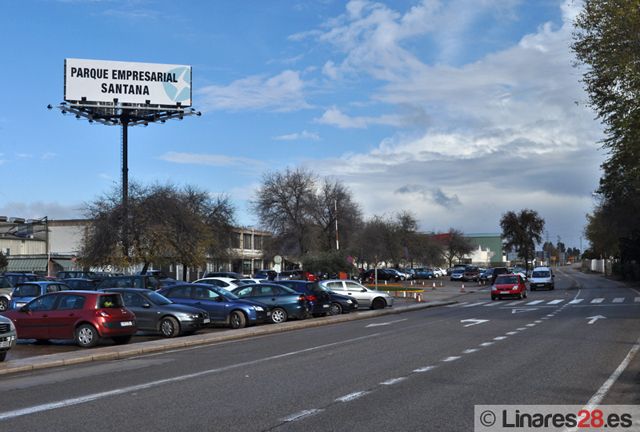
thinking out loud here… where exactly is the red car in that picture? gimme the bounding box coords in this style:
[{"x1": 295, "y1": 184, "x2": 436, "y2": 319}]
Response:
[
  {"x1": 2, "y1": 291, "x2": 136, "y2": 348},
  {"x1": 491, "y1": 274, "x2": 528, "y2": 300}
]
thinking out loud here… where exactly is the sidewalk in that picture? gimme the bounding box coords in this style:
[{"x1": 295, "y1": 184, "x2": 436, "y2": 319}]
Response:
[{"x1": 0, "y1": 280, "x2": 480, "y2": 376}]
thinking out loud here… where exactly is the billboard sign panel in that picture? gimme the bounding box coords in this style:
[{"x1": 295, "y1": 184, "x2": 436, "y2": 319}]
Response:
[{"x1": 64, "y1": 58, "x2": 192, "y2": 107}]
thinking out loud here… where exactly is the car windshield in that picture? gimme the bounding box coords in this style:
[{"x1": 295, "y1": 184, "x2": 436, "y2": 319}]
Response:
[
  {"x1": 14, "y1": 284, "x2": 40, "y2": 297},
  {"x1": 146, "y1": 291, "x2": 173, "y2": 305},
  {"x1": 495, "y1": 276, "x2": 518, "y2": 285},
  {"x1": 532, "y1": 271, "x2": 551, "y2": 278},
  {"x1": 211, "y1": 286, "x2": 239, "y2": 300}
]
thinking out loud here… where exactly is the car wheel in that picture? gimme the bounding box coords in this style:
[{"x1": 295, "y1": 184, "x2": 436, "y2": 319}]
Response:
[
  {"x1": 0, "y1": 297, "x2": 8, "y2": 312},
  {"x1": 271, "y1": 307, "x2": 288, "y2": 324},
  {"x1": 229, "y1": 310, "x2": 247, "y2": 329},
  {"x1": 160, "y1": 316, "x2": 180, "y2": 337},
  {"x1": 523, "y1": 291, "x2": 527, "y2": 299},
  {"x1": 491, "y1": 296, "x2": 497, "y2": 301},
  {"x1": 75, "y1": 324, "x2": 99, "y2": 348},
  {"x1": 371, "y1": 298, "x2": 386, "y2": 310},
  {"x1": 0, "y1": 352, "x2": 6, "y2": 362},
  {"x1": 112, "y1": 335, "x2": 132, "y2": 345},
  {"x1": 329, "y1": 302, "x2": 343, "y2": 315}
]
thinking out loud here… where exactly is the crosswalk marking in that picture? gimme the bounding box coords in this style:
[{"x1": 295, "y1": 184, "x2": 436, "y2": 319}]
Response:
[
  {"x1": 483, "y1": 302, "x2": 500, "y2": 307},
  {"x1": 506, "y1": 301, "x2": 524, "y2": 306},
  {"x1": 463, "y1": 302, "x2": 487, "y2": 308},
  {"x1": 612, "y1": 297, "x2": 625, "y2": 303},
  {"x1": 591, "y1": 298, "x2": 604, "y2": 304},
  {"x1": 447, "y1": 302, "x2": 468, "y2": 307},
  {"x1": 547, "y1": 299, "x2": 564, "y2": 305},
  {"x1": 526, "y1": 300, "x2": 544, "y2": 305},
  {"x1": 569, "y1": 299, "x2": 584, "y2": 304},
  {"x1": 635, "y1": 297, "x2": 640, "y2": 303}
]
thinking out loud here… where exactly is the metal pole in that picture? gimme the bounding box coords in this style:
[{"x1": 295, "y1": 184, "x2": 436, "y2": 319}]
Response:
[
  {"x1": 121, "y1": 116, "x2": 129, "y2": 258},
  {"x1": 335, "y1": 198, "x2": 339, "y2": 251}
]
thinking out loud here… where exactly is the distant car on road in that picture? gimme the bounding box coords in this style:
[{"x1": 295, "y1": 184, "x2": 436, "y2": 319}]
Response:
[
  {"x1": 319, "y1": 280, "x2": 394, "y2": 310},
  {"x1": 102, "y1": 288, "x2": 210, "y2": 337},
  {"x1": 3, "y1": 291, "x2": 137, "y2": 348},
  {"x1": 450, "y1": 268, "x2": 465, "y2": 281},
  {"x1": 490, "y1": 267, "x2": 510, "y2": 284},
  {"x1": 0, "y1": 315, "x2": 17, "y2": 361},
  {"x1": 491, "y1": 274, "x2": 527, "y2": 300},
  {"x1": 463, "y1": 266, "x2": 480, "y2": 282},
  {"x1": 529, "y1": 267, "x2": 555, "y2": 290}
]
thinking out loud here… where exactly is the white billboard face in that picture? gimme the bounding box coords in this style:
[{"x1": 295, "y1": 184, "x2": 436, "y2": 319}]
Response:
[{"x1": 64, "y1": 59, "x2": 192, "y2": 107}]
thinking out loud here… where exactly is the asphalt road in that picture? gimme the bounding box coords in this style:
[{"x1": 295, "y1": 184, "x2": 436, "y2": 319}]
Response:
[{"x1": 0, "y1": 268, "x2": 638, "y2": 431}]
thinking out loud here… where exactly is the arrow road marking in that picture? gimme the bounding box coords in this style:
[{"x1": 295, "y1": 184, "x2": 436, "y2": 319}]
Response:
[
  {"x1": 461, "y1": 319, "x2": 489, "y2": 327},
  {"x1": 512, "y1": 308, "x2": 538, "y2": 314},
  {"x1": 587, "y1": 315, "x2": 606, "y2": 325},
  {"x1": 365, "y1": 319, "x2": 407, "y2": 328}
]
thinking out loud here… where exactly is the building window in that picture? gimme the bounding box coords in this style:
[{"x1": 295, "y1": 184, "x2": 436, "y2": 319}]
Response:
[
  {"x1": 231, "y1": 233, "x2": 241, "y2": 249},
  {"x1": 243, "y1": 233, "x2": 252, "y2": 250},
  {"x1": 254, "y1": 235, "x2": 263, "y2": 250}
]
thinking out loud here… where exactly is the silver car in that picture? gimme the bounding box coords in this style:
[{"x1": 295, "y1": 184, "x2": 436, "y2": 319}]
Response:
[
  {"x1": 319, "y1": 280, "x2": 394, "y2": 310},
  {"x1": 0, "y1": 315, "x2": 17, "y2": 361}
]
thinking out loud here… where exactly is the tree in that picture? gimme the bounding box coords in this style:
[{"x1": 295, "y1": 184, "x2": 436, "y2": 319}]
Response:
[
  {"x1": 573, "y1": 0, "x2": 640, "y2": 276},
  {"x1": 500, "y1": 209, "x2": 545, "y2": 272},
  {"x1": 438, "y1": 228, "x2": 473, "y2": 269},
  {"x1": 353, "y1": 216, "x2": 399, "y2": 269}
]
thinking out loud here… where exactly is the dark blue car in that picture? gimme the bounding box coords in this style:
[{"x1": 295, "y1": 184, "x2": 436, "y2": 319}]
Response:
[
  {"x1": 158, "y1": 283, "x2": 270, "y2": 329},
  {"x1": 9, "y1": 281, "x2": 70, "y2": 310},
  {"x1": 231, "y1": 283, "x2": 311, "y2": 324}
]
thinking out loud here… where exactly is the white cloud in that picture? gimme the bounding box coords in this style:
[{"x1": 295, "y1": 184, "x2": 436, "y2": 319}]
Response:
[
  {"x1": 198, "y1": 70, "x2": 311, "y2": 112},
  {"x1": 158, "y1": 151, "x2": 264, "y2": 168},
  {"x1": 273, "y1": 130, "x2": 320, "y2": 141},
  {"x1": 0, "y1": 202, "x2": 84, "y2": 220},
  {"x1": 315, "y1": 106, "x2": 410, "y2": 129}
]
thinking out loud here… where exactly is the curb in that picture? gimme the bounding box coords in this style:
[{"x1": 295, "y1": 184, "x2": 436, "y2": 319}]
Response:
[{"x1": 0, "y1": 300, "x2": 458, "y2": 376}]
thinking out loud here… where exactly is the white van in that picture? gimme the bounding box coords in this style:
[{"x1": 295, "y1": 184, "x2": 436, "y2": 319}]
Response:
[{"x1": 529, "y1": 266, "x2": 554, "y2": 290}]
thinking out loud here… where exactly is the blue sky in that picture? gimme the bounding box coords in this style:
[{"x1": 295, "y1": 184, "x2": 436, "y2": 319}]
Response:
[{"x1": 0, "y1": 0, "x2": 602, "y2": 249}]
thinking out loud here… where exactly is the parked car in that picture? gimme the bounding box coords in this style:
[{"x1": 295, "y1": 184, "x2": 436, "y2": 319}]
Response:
[
  {"x1": 529, "y1": 267, "x2": 555, "y2": 290},
  {"x1": 491, "y1": 274, "x2": 527, "y2": 300},
  {"x1": 275, "y1": 270, "x2": 315, "y2": 281},
  {"x1": 319, "y1": 280, "x2": 394, "y2": 310},
  {"x1": 10, "y1": 281, "x2": 71, "y2": 310},
  {"x1": 450, "y1": 268, "x2": 465, "y2": 281},
  {"x1": 62, "y1": 278, "x2": 100, "y2": 290},
  {"x1": 275, "y1": 280, "x2": 358, "y2": 316},
  {"x1": 3, "y1": 291, "x2": 136, "y2": 347},
  {"x1": 411, "y1": 268, "x2": 435, "y2": 280},
  {"x1": 3, "y1": 273, "x2": 40, "y2": 287},
  {"x1": 158, "y1": 283, "x2": 269, "y2": 329},
  {"x1": 433, "y1": 267, "x2": 446, "y2": 277},
  {"x1": 193, "y1": 277, "x2": 241, "y2": 291},
  {"x1": 360, "y1": 268, "x2": 401, "y2": 282},
  {"x1": 0, "y1": 315, "x2": 17, "y2": 361},
  {"x1": 102, "y1": 288, "x2": 210, "y2": 337},
  {"x1": 57, "y1": 271, "x2": 96, "y2": 280},
  {"x1": 271, "y1": 280, "x2": 333, "y2": 316},
  {"x1": 203, "y1": 271, "x2": 244, "y2": 279},
  {"x1": 253, "y1": 269, "x2": 277, "y2": 280},
  {"x1": 231, "y1": 283, "x2": 310, "y2": 324},
  {"x1": 0, "y1": 276, "x2": 14, "y2": 312},
  {"x1": 463, "y1": 266, "x2": 480, "y2": 282},
  {"x1": 96, "y1": 275, "x2": 162, "y2": 291},
  {"x1": 479, "y1": 268, "x2": 494, "y2": 283}
]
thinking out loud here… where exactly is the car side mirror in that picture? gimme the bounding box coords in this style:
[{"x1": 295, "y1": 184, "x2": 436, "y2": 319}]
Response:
[
  {"x1": 361, "y1": 288, "x2": 367, "y2": 292},
  {"x1": 142, "y1": 303, "x2": 151, "y2": 309},
  {"x1": 216, "y1": 297, "x2": 225, "y2": 302},
  {"x1": 19, "y1": 306, "x2": 30, "y2": 313}
]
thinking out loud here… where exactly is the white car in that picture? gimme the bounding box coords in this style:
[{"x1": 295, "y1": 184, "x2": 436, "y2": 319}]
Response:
[
  {"x1": 319, "y1": 280, "x2": 394, "y2": 310},
  {"x1": 529, "y1": 267, "x2": 554, "y2": 290},
  {"x1": 193, "y1": 277, "x2": 240, "y2": 291},
  {"x1": 433, "y1": 267, "x2": 446, "y2": 277}
]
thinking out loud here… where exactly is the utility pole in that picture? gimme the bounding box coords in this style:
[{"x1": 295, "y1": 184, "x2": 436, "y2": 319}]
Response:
[{"x1": 335, "y1": 198, "x2": 340, "y2": 251}]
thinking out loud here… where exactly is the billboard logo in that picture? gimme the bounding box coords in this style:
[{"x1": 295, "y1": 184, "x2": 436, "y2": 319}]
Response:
[{"x1": 163, "y1": 67, "x2": 191, "y2": 103}]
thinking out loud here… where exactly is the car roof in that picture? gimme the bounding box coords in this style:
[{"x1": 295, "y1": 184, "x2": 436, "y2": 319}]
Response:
[{"x1": 196, "y1": 277, "x2": 236, "y2": 283}]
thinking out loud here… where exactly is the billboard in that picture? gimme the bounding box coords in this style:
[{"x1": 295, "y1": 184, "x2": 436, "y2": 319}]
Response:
[{"x1": 64, "y1": 58, "x2": 191, "y2": 107}]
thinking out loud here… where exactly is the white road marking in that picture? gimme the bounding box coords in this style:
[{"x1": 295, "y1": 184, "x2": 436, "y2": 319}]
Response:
[
  {"x1": 483, "y1": 302, "x2": 500, "y2": 307},
  {"x1": 480, "y1": 342, "x2": 494, "y2": 347},
  {"x1": 463, "y1": 349, "x2": 479, "y2": 354},
  {"x1": 0, "y1": 333, "x2": 382, "y2": 422},
  {"x1": 634, "y1": 297, "x2": 640, "y2": 303},
  {"x1": 365, "y1": 318, "x2": 407, "y2": 328},
  {"x1": 535, "y1": 320, "x2": 543, "y2": 324},
  {"x1": 460, "y1": 319, "x2": 489, "y2": 327},
  {"x1": 447, "y1": 302, "x2": 468, "y2": 307},
  {"x1": 526, "y1": 323, "x2": 536, "y2": 327},
  {"x1": 463, "y1": 302, "x2": 487, "y2": 308},
  {"x1": 506, "y1": 301, "x2": 525, "y2": 306},
  {"x1": 612, "y1": 297, "x2": 624, "y2": 303},
  {"x1": 512, "y1": 308, "x2": 538, "y2": 314},
  {"x1": 591, "y1": 298, "x2": 604, "y2": 304},
  {"x1": 587, "y1": 315, "x2": 606, "y2": 325},
  {"x1": 493, "y1": 336, "x2": 507, "y2": 341},
  {"x1": 516, "y1": 327, "x2": 527, "y2": 331},
  {"x1": 547, "y1": 299, "x2": 564, "y2": 305},
  {"x1": 526, "y1": 300, "x2": 544, "y2": 305},
  {"x1": 442, "y1": 356, "x2": 461, "y2": 362},
  {"x1": 569, "y1": 299, "x2": 584, "y2": 304},
  {"x1": 336, "y1": 392, "x2": 368, "y2": 403},
  {"x1": 506, "y1": 332, "x2": 518, "y2": 335},
  {"x1": 413, "y1": 366, "x2": 436, "y2": 373},
  {"x1": 381, "y1": 377, "x2": 407, "y2": 385},
  {"x1": 282, "y1": 409, "x2": 323, "y2": 422}
]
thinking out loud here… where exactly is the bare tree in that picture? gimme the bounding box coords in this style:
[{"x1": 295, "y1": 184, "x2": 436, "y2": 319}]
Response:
[{"x1": 439, "y1": 228, "x2": 474, "y2": 269}]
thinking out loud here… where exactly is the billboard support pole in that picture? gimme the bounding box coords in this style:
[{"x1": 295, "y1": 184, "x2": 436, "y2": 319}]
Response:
[{"x1": 121, "y1": 114, "x2": 129, "y2": 258}]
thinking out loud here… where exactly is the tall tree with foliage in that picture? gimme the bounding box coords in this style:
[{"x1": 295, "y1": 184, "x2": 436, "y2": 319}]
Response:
[
  {"x1": 500, "y1": 209, "x2": 545, "y2": 272},
  {"x1": 438, "y1": 228, "x2": 473, "y2": 269},
  {"x1": 573, "y1": 0, "x2": 640, "y2": 274}
]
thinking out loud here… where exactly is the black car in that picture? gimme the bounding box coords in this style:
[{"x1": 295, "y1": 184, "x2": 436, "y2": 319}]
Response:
[
  {"x1": 490, "y1": 267, "x2": 510, "y2": 284},
  {"x1": 96, "y1": 275, "x2": 163, "y2": 290},
  {"x1": 62, "y1": 278, "x2": 100, "y2": 290},
  {"x1": 3, "y1": 273, "x2": 40, "y2": 287},
  {"x1": 253, "y1": 269, "x2": 277, "y2": 280},
  {"x1": 102, "y1": 288, "x2": 210, "y2": 337},
  {"x1": 360, "y1": 269, "x2": 400, "y2": 282},
  {"x1": 57, "y1": 271, "x2": 97, "y2": 280},
  {"x1": 272, "y1": 280, "x2": 334, "y2": 316}
]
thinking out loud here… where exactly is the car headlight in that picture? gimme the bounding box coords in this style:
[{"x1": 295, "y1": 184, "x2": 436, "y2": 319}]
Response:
[
  {"x1": 513, "y1": 285, "x2": 519, "y2": 290},
  {"x1": 346, "y1": 300, "x2": 352, "y2": 304},
  {"x1": 9, "y1": 321, "x2": 15, "y2": 332},
  {"x1": 253, "y1": 306, "x2": 264, "y2": 312}
]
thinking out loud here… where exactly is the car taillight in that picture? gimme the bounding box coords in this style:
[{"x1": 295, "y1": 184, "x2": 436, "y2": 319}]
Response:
[
  {"x1": 96, "y1": 310, "x2": 110, "y2": 318},
  {"x1": 298, "y1": 295, "x2": 306, "y2": 302},
  {"x1": 306, "y1": 295, "x2": 317, "y2": 302}
]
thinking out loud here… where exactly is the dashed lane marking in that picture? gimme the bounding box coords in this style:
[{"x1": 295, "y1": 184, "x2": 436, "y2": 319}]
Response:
[
  {"x1": 335, "y1": 392, "x2": 368, "y2": 403},
  {"x1": 442, "y1": 356, "x2": 461, "y2": 362},
  {"x1": 413, "y1": 366, "x2": 436, "y2": 373},
  {"x1": 591, "y1": 298, "x2": 604, "y2": 304},
  {"x1": 612, "y1": 297, "x2": 624, "y2": 303},
  {"x1": 282, "y1": 409, "x2": 323, "y2": 422},
  {"x1": 380, "y1": 377, "x2": 407, "y2": 385}
]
